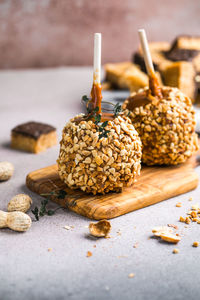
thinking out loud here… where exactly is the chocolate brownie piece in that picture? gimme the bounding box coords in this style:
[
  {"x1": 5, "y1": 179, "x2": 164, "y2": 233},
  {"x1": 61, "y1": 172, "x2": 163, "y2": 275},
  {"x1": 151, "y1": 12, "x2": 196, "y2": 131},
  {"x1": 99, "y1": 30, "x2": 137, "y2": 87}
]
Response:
[
  {"x1": 165, "y1": 48, "x2": 200, "y2": 62},
  {"x1": 11, "y1": 121, "x2": 57, "y2": 153}
]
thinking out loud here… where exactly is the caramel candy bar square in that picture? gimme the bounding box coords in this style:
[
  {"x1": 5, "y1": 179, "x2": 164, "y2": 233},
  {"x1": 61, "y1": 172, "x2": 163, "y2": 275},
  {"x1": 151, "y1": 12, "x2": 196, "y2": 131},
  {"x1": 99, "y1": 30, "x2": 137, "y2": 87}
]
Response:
[
  {"x1": 161, "y1": 61, "x2": 196, "y2": 101},
  {"x1": 170, "y1": 35, "x2": 200, "y2": 51},
  {"x1": 11, "y1": 121, "x2": 57, "y2": 153},
  {"x1": 104, "y1": 62, "x2": 148, "y2": 91}
]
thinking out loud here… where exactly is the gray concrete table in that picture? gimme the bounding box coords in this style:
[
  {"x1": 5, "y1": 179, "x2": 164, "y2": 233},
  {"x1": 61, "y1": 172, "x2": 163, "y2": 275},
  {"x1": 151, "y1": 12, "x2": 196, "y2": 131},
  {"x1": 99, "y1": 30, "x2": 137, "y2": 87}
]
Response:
[{"x1": 1, "y1": 68, "x2": 200, "y2": 300}]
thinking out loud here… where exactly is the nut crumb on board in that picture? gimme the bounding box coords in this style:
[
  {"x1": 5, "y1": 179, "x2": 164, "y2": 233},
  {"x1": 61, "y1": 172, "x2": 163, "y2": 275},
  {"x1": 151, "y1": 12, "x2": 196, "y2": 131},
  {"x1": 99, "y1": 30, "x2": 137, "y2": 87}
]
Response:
[
  {"x1": 176, "y1": 202, "x2": 182, "y2": 207},
  {"x1": 133, "y1": 242, "x2": 139, "y2": 248},
  {"x1": 189, "y1": 197, "x2": 193, "y2": 201},
  {"x1": 173, "y1": 248, "x2": 179, "y2": 254},
  {"x1": 128, "y1": 273, "x2": 135, "y2": 278},
  {"x1": 48, "y1": 248, "x2": 52, "y2": 252},
  {"x1": 193, "y1": 241, "x2": 199, "y2": 247}
]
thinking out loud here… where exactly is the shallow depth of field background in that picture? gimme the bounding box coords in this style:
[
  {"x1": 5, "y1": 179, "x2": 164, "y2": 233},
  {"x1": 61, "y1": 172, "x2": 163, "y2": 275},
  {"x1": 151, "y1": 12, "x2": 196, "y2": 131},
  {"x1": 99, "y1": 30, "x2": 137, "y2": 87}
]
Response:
[{"x1": 0, "y1": 0, "x2": 199, "y2": 69}]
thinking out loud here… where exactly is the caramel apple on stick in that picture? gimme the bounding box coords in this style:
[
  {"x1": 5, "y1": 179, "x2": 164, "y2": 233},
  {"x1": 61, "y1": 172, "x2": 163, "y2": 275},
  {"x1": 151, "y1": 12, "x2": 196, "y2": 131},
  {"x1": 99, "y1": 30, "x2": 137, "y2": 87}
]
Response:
[
  {"x1": 57, "y1": 33, "x2": 142, "y2": 194},
  {"x1": 122, "y1": 30, "x2": 198, "y2": 166},
  {"x1": 138, "y1": 29, "x2": 162, "y2": 99}
]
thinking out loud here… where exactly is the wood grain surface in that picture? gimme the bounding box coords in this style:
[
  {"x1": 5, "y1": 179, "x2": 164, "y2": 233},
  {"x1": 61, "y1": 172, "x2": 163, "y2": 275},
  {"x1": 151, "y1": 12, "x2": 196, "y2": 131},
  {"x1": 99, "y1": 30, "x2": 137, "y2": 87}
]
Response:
[{"x1": 26, "y1": 153, "x2": 199, "y2": 220}]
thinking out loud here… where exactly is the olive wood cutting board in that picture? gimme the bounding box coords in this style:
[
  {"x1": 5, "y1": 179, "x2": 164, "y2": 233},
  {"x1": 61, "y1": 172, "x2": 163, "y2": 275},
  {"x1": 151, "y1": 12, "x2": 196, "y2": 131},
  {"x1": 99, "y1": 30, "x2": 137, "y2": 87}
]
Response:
[{"x1": 26, "y1": 151, "x2": 200, "y2": 220}]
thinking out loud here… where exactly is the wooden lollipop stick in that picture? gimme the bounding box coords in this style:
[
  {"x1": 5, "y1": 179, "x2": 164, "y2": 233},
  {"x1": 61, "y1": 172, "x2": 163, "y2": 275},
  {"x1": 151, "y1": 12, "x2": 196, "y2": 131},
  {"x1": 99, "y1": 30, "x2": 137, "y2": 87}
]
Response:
[
  {"x1": 91, "y1": 33, "x2": 102, "y2": 113},
  {"x1": 138, "y1": 29, "x2": 162, "y2": 98},
  {"x1": 138, "y1": 29, "x2": 154, "y2": 76},
  {"x1": 93, "y1": 33, "x2": 101, "y2": 85}
]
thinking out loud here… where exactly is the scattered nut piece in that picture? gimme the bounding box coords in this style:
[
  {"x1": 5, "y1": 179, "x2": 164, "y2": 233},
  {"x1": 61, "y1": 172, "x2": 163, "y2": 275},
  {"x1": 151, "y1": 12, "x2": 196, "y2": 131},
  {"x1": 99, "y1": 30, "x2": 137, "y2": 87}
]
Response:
[
  {"x1": 189, "y1": 197, "x2": 193, "y2": 201},
  {"x1": 63, "y1": 225, "x2": 71, "y2": 230},
  {"x1": 193, "y1": 241, "x2": 199, "y2": 247},
  {"x1": 128, "y1": 273, "x2": 135, "y2": 278},
  {"x1": 7, "y1": 194, "x2": 32, "y2": 213},
  {"x1": 179, "y1": 216, "x2": 185, "y2": 223},
  {"x1": 0, "y1": 161, "x2": 14, "y2": 181},
  {"x1": 168, "y1": 224, "x2": 178, "y2": 230},
  {"x1": 0, "y1": 210, "x2": 31, "y2": 232},
  {"x1": 89, "y1": 220, "x2": 111, "y2": 238},
  {"x1": 191, "y1": 204, "x2": 199, "y2": 211},
  {"x1": 133, "y1": 242, "x2": 139, "y2": 248},
  {"x1": 86, "y1": 251, "x2": 92, "y2": 257},
  {"x1": 173, "y1": 248, "x2": 179, "y2": 254},
  {"x1": 176, "y1": 202, "x2": 182, "y2": 207},
  {"x1": 160, "y1": 233, "x2": 181, "y2": 244},
  {"x1": 152, "y1": 226, "x2": 173, "y2": 237},
  {"x1": 48, "y1": 248, "x2": 52, "y2": 252},
  {"x1": 185, "y1": 217, "x2": 191, "y2": 224}
]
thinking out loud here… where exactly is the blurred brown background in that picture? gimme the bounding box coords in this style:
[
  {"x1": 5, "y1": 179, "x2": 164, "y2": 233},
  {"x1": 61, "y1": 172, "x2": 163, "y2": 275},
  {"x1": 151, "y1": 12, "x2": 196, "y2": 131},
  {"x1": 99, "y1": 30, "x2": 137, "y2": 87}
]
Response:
[{"x1": 0, "y1": 0, "x2": 200, "y2": 69}]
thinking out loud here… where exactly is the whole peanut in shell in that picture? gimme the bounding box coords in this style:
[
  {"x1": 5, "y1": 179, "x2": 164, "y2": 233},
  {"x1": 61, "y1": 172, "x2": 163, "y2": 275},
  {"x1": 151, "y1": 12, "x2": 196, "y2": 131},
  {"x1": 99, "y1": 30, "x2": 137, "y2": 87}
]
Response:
[
  {"x1": 8, "y1": 194, "x2": 32, "y2": 213},
  {"x1": 0, "y1": 161, "x2": 14, "y2": 181},
  {"x1": 0, "y1": 210, "x2": 32, "y2": 232}
]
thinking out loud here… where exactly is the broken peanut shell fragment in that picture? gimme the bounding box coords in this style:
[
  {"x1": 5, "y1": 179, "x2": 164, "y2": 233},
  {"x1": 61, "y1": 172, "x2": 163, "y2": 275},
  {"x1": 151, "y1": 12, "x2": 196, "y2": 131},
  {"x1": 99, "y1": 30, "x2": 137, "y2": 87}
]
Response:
[{"x1": 89, "y1": 220, "x2": 111, "y2": 238}]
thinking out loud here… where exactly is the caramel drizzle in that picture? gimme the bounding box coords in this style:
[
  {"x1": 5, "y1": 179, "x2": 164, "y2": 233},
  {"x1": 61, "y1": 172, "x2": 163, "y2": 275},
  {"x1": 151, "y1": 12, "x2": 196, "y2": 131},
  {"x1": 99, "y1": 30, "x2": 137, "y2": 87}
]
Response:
[
  {"x1": 91, "y1": 83, "x2": 114, "y2": 121},
  {"x1": 148, "y1": 70, "x2": 163, "y2": 99},
  {"x1": 91, "y1": 83, "x2": 102, "y2": 113}
]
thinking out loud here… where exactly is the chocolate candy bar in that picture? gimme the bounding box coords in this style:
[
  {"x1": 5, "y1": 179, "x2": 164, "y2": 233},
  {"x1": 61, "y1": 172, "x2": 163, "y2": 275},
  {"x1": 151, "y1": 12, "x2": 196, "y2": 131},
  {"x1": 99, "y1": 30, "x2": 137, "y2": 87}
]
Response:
[{"x1": 11, "y1": 121, "x2": 57, "y2": 153}]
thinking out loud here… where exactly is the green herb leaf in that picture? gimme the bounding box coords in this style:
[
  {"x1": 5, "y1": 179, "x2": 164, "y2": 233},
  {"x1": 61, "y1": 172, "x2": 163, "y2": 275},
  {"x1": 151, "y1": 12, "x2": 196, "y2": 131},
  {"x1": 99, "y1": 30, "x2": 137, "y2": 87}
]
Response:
[
  {"x1": 114, "y1": 103, "x2": 122, "y2": 117},
  {"x1": 102, "y1": 121, "x2": 108, "y2": 127},
  {"x1": 39, "y1": 199, "x2": 49, "y2": 216},
  {"x1": 31, "y1": 207, "x2": 39, "y2": 221},
  {"x1": 94, "y1": 114, "x2": 101, "y2": 125},
  {"x1": 99, "y1": 130, "x2": 110, "y2": 139},
  {"x1": 57, "y1": 190, "x2": 67, "y2": 199},
  {"x1": 93, "y1": 107, "x2": 99, "y2": 112},
  {"x1": 47, "y1": 210, "x2": 55, "y2": 216},
  {"x1": 82, "y1": 95, "x2": 89, "y2": 103}
]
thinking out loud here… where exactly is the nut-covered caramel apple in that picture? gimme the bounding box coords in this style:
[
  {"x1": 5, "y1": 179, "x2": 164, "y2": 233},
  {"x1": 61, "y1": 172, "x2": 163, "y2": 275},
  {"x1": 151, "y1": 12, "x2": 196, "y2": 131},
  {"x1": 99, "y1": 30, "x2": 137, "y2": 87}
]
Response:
[
  {"x1": 57, "y1": 33, "x2": 142, "y2": 194},
  {"x1": 57, "y1": 114, "x2": 141, "y2": 194},
  {"x1": 123, "y1": 29, "x2": 198, "y2": 166},
  {"x1": 123, "y1": 76, "x2": 198, "y2": 165}
]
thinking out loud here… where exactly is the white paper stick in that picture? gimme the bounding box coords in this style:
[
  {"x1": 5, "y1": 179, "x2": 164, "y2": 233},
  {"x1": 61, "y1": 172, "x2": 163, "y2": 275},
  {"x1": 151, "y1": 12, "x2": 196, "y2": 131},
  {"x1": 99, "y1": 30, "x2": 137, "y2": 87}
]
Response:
[
  {"x1": 138, "y1": 29, "x2": 154, "y2": 76},
  {"x1": 93, "y1": 33, "x2": 101, "y2": 85}
]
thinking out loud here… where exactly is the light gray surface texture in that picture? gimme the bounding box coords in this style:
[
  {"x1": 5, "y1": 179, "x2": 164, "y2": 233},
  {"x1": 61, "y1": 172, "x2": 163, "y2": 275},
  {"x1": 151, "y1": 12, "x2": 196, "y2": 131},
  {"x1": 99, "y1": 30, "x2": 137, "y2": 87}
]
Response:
[{"x1": 1, "y1": 67, "x2": 200, "y2": 300}]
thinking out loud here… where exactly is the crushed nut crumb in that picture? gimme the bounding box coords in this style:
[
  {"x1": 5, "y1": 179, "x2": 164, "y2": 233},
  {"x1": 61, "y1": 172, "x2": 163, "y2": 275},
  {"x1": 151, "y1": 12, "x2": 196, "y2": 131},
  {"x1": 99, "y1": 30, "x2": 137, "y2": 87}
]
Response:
[
  {"x1": 173, "y1": 248, "x2": 179, "y2": 254},
  {"x1": 86, "y1": 251, "x2": 92, "y2": 257},
  {"x1": 193, "y1": 241, "x2": 199, "y2": 247}
]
